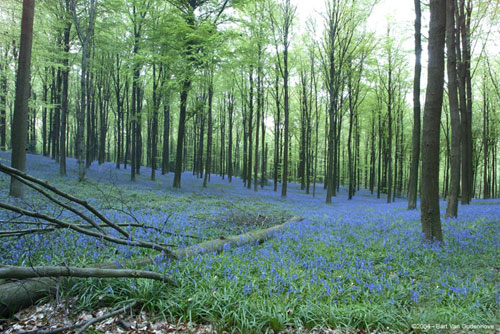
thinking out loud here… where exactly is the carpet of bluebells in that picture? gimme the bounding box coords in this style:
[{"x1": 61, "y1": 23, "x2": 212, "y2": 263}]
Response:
[{"x1": 0, "y1": 152, "x2": 499, "y2": 332}]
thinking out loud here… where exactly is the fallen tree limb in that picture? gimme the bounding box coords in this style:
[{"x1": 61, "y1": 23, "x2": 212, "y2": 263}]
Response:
[
  {"x1": 0, "y1": 265, "x2": 177, "y2": 286},
  {"x1": 0, "y1": 202, "x2": 176, "y2": 256},
  {"x1": 0, "y1": 216, "x2": 302, "y2": 317},
  {"x1": 0, "y1": 224, "x2": 202, "y2": 240},
  {"x1": 0, "y1": 163, "x2": 129, "y2": 238},
  {"x1": 18, "y1": 301, "x2": 137, "y2": 334}
]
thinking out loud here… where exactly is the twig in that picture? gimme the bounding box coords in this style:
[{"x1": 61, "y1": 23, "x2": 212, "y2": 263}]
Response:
[
  {"x1": 0, "y1": 228, "x2": 56, "y2": 238},
  {"x1": 75, "y1": 301, "x2": 137, "y2": 334},
  {"x1": 0, "y1": 265, "x2": 177, "y2": 286},
  {"x1": 19, "y1": 301, "x2": 138, "y2": 334}
]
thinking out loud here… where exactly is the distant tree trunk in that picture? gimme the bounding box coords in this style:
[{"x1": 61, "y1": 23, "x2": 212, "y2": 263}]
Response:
[
  {"x1": 377, "y1": 94, "x2": 382, "y2": 199},
  {"x1": 247, "y1": 66, "x2": 253, "y2": 189},
  {"x1": 421, "y1": 0, "x2": 446, "y2": 243},
  {"x1": 445, "y1": 0, "x2": 461, "y2": 217},
  {"x1": 408, "y1": 0, "x2": 422, "y2": 209},
  {"x1": 52, "y1": 69, "x2": 61, "y2": 161},
  {"x1": 386, "y1": 34, "x2": 393, "y2": 204},
  {"x1": 0, "y1": 46, "x2": 9, "y2": 152},
  {"x1": 71, "y1": 0, "x2": 96, "y2": 182},
  {"x1": 85, "y1": 53, "x2": 94, "y2": 168},
  {"x1": 254, "y1": 52, "x2": 262, "y2": 192},
  {"x1": 220, "y1": 100, "x2": 225, "y2": 179},
  {"x1": 347, "y1": 70, "x2": 354, "y2": 200},
  {"x1": 369, "y1": 109, "x2": 375, "y2": 194},
  {"x1": 41, "y1": 72, "x2": 48, "y2": 156},
  {"x1": 461, "y1": 0, "x2": 473, "y2": 204},
  {"x1": 312, "y1": 55, "x2": 319, "y2": 197},
  {"x1": 130, "y1": 66, "x2": 137, "y2": 181},
  {"x1": 197, "y1": 100, "x2": 205, "y2": 178},
  {"x1": 203, "y1": 74, "x2": 214, "y2": 188},
  {"x1": 299, "y1": 71, "x2": 306, "y2": 191},
  {"x1": 161, "y1": 88, "x2": 170, "y2": 175},
  {"x1": 261, "y1": 93, "x2": 266, "y2": 188},
  {"x1": 124, "y1": 80, "x2": 130, "y2": 170},
  {"x1": 228, "y1": 93, "x2": 234, "y2": 183},
  {"x1": 242, "y1": 88, "x2": 248, "y2": 185},
  {"x1": 281, "y1": 33, "x2": 290, "y2": 198},
  {"x1": 273, "y1": 63, "x2": 280, "y2": 192},
  {"x1": 173, "y1": 78, "x2": 191, "y2": 188},
  {"x1": 482, "y1": 74, "x2": 489, "y2": 199},
  {"x1": 59, "y1": 8, "x2": 71, "y2": 176},
  {"x1": 151, "y1": 63, "x2": 161, "y2": 181},
  {"x1": 9, "y1": 0, "x2": 35, "y2": 198},
  {"x1": 113, "y1": 54, "x2": 123, "y2": 169}
]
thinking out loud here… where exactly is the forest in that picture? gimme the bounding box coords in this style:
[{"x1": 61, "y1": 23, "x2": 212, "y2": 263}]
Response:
[{"x1": 0, "y1": 0, "x2": 499, "y2": 332}]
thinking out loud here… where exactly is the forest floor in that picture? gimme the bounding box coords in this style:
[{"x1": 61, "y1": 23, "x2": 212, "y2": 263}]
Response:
[{"x1": 0, "y1": 152, "x2": 499, "y2": 333}]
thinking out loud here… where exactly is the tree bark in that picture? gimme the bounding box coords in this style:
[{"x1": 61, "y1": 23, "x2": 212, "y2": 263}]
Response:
[
  {"x1": 445, "y1": 0, "x2": 461, "y2": 217},
  {"x1": 173, "y1": 79, "x2": 191, "y2": 188},
  {"x1": 0, "y1": 265, "x2": 176, "y2": 285},
  {"x1": 9, "y1": 0, "x2": 35, "y2": 198},
  {"x1": 59, "y1": 6, "x2": 71, "y2": 176},
  {"x1": 203, "y1": 74, "x2": 213, "y2": 188},
  {"x1": 408, "y1": 0, "x2": 422, "y2": 209},
  {"x1": 421, "y1": 0, "x2": 446, "y2": 243}
]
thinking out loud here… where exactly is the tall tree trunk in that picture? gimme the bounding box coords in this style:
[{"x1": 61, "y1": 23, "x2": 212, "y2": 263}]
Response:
[
  {"x1": 482, "y1": 74, "x2": 489, "y2": 199},
  {"x1": 421, "y1": 0, "x2": 446, "y2": 243},
  {"x1": 408, "y1": 0, "x2": 422, "y2": 209},
  {"x1": 9, "y1": 0, "x2": 35, "y2": 198},
  {"x1": 162, "y1": 89, "x2": 170, "y2": 175},
  {"x1": 41, "y1": 70, "x2": 48, "y2": 155},
  {"x1": 247, "y1": 66, "x2": 253, "y2": 189},
  {"x1": 71, "y1": 0, "x2": 96, "y2": 182},
  {"x1": 457, "y1": 0, "x2": 472, "y2": 204},
  {"x1": 445, "y1": 0, "x2": 461, "y2": 217},
  {"x1": 273, "y1": 64, "x2": 280, "y2": 192},
  {"x1": 281, "y1": 40, "x2": 289, "y2": 198},
  {"x1": 203, "y1": 75, "x2": 214, "y2": 188},
  {"x1": 254, "y1": 53, "x2": 262, "y2": 192},
  {"x1": 173, "y1": 79, "x2": 190, "y2": 188},
  {"x1": 228, "y1": 93, "x2": 234, "y2": 183},
  {"x1": 151, "y1": 63, "x2": 160, "y2": 181},
  {"x1": 386, "y1": 37, "x2": 393, "y2": 204},
  {"x1": 60, "y1": 7, "x2": 71, "y2": 176},
  {"x1": 261, "y1": 93, "x2": 266, "y2": 188},
  {"x1": 347, "y1": 71, "x2": 354, "y2": 200},
  {"x1": 0, "y1": 46, "x2": 10, "y2": 152}
]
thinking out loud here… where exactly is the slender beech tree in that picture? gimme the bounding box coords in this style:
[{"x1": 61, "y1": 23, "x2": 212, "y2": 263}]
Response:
[
  {"x1": 59, "y1": 0, "x2": 71, "y2": 176},
  {"x1": 421, "y1": 0, "x2": 446, "y2": 243},
  {"x1": 9, "y1": 0, "x2": 35, "y2": 198},
  {"x1": 445, "y1": 0, "x2": 461, "y2": 217},
  {"x1": 170, "y1": 0, "x2": 231, "y2": 188},
  {"x1": 70, "y1": 0, "x2": 96, "y2": 182},
  {"x1": 270, "y1": 0, "x2": 296, "y2": 198},
  {"x1": 0, "y1": 44, "x2": 9, "y2": 152},
  {"x1": 408, "y1": 0, "x2": 422, "y2": 209},
  {"x1": 203, "y1": 69, "x2": 214, "y2": 188}
]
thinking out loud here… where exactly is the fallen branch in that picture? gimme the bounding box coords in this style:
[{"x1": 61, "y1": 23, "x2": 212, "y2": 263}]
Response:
[
  {"x1": 0, "y1": 222, "x2": 202, "y2": 240},
  {"x1": 18, "y1": 301, "x2": 137, "y2": 334},
  {"x1": 0, "y1": 228, "x2": 56, "y2": 238},
  {"x1": 0, "y1": 163, "x2": 129, "y2": 237},
  {"x1": 0, "y1": 216, "x2": 303, "y2": 317},
  {"x1": 0, "y1": 265, "x2": 177, "y2": 286},
  {"x1": 0, "y1": 202, "x2": 176, "y2": 256}
]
